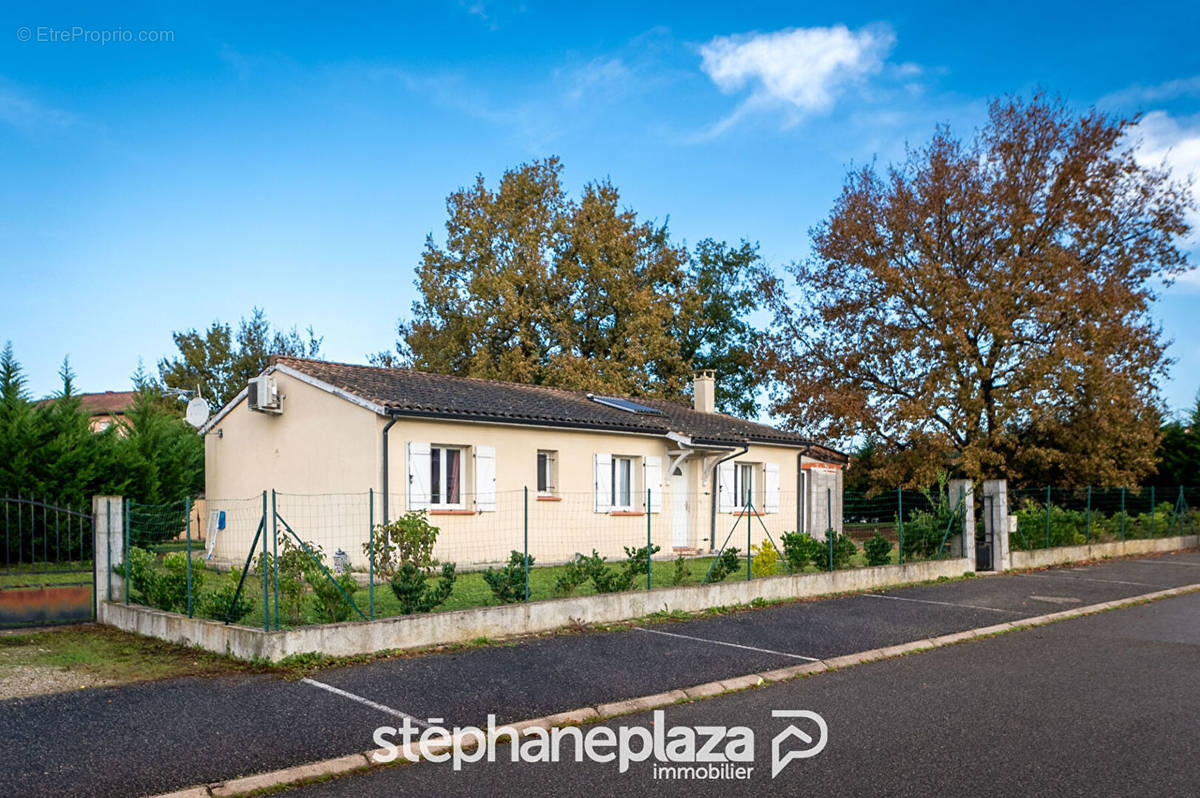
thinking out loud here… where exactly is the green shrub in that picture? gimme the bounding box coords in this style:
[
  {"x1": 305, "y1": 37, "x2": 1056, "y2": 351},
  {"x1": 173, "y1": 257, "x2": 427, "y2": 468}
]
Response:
[
  {"x1": 365, "y1": 511, "x2": 443, "y2": 579},
  {"x1": 672, "y1": 555, "x2": 691, "y2": 586},
  {"x1": 863, "y1": 533, "x2": 892, "y2": 567},
  {"x1": 391, "y1": 562, "x2": 456, "y2": 614},
  {"x1": 196, "y1": 580, "x2": 253, "y2": 623},
  {"x1": 121, "y1": 546, "x2": 203, "y2": 613},
  {"x1": 830, "y1": 532, "x2": 857, "y2": 569},
  {"x1": 554, "y1": 555, "x2": 591, "y2": 596},
  {"x1": 483, "y1": 550, "x2": 533, "y2": 603},
  {"x1": 577, "y1": 545, "x2": 661, "y2": 593},
  {"x1": 781, "y1": 532, "x2": 822, "y2": 571},
  {"x1": 621, "y1": 543, "x2": 660, "y2": 580},
  {"x1": 706, "y1": 547, "x2": 741, "y2": 583},
  {"x1": 366, "y1": 510, "x2": 455, "y2": 615},
  {"x1": 255, "y1": 537, "x2": 308, "y2": 625},
  {"x1": 585, "y1": 551, "x2": 635, "y2": 593}
]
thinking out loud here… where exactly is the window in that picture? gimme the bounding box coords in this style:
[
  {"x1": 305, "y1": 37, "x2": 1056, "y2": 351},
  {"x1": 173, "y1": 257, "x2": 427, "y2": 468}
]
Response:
[
  {"x1": 611, "y1": 456, "x2": 634, "y2": 510},
  {"x1": 734, "y1": 463, "x2": 755, "y2": 509},
  {"x1": 430, "y1": 446, "x2": 464, "y2": 506},
  {"x1": 537, "y1": 450, "x2": 557, "y2": 495}
]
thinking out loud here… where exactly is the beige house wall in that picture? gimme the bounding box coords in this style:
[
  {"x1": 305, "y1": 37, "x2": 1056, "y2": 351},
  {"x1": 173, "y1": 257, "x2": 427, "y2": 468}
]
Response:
[{"x1": 204, "y1": 371, "x2": 838, "y2": 568}]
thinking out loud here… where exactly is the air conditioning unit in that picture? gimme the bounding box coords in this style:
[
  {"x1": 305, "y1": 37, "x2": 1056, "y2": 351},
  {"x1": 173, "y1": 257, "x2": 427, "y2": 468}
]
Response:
[{"x1": 247, "y1": 375, "x2": 282, "y2": 414}]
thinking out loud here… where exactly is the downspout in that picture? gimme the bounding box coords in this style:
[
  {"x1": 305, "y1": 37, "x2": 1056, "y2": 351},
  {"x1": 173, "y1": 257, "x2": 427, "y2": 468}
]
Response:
[
  {"x1": 381, "y1": 412, "x2": 401, "y2": 524},
  {"x1": 709, "y1": 443, "x2": 749, "y2": 552}
]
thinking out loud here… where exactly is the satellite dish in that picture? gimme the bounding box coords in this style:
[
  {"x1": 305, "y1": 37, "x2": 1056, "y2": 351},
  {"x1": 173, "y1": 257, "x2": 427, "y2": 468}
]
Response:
[{"x1": 185, "y1": 397, "x2": 211, "y2": 428}]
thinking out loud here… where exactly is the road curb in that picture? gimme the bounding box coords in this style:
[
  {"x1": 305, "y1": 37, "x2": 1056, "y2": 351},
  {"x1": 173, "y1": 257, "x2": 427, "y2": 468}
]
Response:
[{"x1": 145, "y1": 581, "x2": 1200, "y2": 798}]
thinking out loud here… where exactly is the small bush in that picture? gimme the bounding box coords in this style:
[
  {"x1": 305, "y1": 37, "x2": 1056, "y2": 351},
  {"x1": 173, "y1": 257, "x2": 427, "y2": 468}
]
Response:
[
  {"x1": 830, "y1": 532, "x2": 857, "y2": 569},
  {"x1": 750, "y1": 542, "x2": 779, "y2": 578},
  {"x1": 365, "y1": 511, "x2": 443, "y2": 579},
  {"x1": 585, "y1": 551, "x2": 635, "y2": 593},
  {"x1": 672, "y1": 556, "x2": 691, "y2": 586},
  {"x1": 780, "y1": 532, "x2": 822, "y2": 571},
  {"x1": 391, "y1": 562, "x2": 456, "y2": 614},
  {"x1": 621, "y1": 543, "x2": 660, "y2": 581},
  {"x1": 311, "y1": 570, "x2": 360, "y2": 623},
  {"x1": 197, "y1": 580, "x2": 253, "y2": 623},
  {"x1": 255, "y1": 537, "x2": 309, "y2": 625},
  {"x1": 863, "y1": 533, "x2": 892, "y2": 567},
  {"x1": 483, "y1": 550, "x2": 533, "y2": 604},
  {"x1": 706, "y1": 547, "x2": 741, "y2": 583},
  {"x1": 122, "y1": 546, "x2": 204, "y2": 613},
  {"x1": 554, "y1": 555, "x2": 591, "y2": 596}
]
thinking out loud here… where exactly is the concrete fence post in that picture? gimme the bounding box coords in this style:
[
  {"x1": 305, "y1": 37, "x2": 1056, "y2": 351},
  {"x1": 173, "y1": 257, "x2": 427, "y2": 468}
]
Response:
[
  {"x1": 948, "y1": 479, "x2": 976, "y2": 571},
  {"x1": 92, "y1": 496, "x2": 124, "y2": 621},
  {"x1": 981, "y1": 480, "x2": 1010, "y2": 571}
]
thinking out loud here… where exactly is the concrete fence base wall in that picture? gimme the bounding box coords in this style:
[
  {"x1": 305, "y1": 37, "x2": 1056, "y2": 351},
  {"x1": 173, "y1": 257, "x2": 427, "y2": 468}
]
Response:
[
  {"x1": 1008, "y1": 534, "x2": 1199, "y2": 570},
  {"x1": 97, "y1": 558, "x2": 970, "y2": 662}
]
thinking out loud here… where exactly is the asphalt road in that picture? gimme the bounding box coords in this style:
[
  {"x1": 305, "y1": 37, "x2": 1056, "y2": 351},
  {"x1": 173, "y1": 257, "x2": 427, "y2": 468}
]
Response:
[
  {"x1": 2, "y1": 551, "x2": 1198, "y2": 797},
  {"x1": 290, "y1": 590, "x2": 1200, "y2": 797}
]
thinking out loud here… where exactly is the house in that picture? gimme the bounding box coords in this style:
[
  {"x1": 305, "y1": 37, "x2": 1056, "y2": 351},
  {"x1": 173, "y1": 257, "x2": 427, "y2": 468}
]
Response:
[
  {"x1": 74, "y1": 391, "x2": 139, "y2": 433},
  {"x1": 199, "y1": 357, "x2": 846, "y2": 568}
]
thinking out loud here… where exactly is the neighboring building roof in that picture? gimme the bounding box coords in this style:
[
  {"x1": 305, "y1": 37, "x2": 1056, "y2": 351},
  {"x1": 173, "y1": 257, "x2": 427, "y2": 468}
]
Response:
[
  {"x1": 38, "y1": 391, "x2": 138, "y2": 416},
  {"x1": 268, "y1": 357, "x2": 847, "y2": 463},
  {"x1": 77, "y1": 391, "x2": 138, "y2": 416}
]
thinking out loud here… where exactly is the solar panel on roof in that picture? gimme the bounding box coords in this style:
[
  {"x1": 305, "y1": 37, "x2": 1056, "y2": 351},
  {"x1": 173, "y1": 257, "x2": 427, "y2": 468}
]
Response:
[{"x1": 588, "y1": 394, "x2": 665, "y2": 416}]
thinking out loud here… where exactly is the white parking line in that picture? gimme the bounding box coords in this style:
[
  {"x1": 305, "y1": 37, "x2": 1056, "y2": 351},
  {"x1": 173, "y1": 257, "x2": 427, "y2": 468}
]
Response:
[
  {"x1": 1127, "y1": 559, "x2": 1200, "y2": 567},
  {"x1": 301, "y1": 677, "x2": 430, "y2": 727},
  {"x1": 864, "y1": 593, "x2": 1016, "y2": 614},
  {"x1": 633, "y1": 626, "x2": 820, "y2": 661},
  {"x1": 1023, "y1": 572, "x2": 1167, "y2": 588}
]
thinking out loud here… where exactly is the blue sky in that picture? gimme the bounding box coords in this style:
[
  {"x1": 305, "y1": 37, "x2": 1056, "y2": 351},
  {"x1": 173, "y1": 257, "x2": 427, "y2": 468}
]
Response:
[{"x1": 2, "y1": 1, "x2": 1199, "y2": 416}]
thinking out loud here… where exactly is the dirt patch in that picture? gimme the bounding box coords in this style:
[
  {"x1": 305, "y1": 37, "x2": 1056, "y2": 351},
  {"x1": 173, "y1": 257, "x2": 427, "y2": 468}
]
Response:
[{"x1": 0, "y1": 661, "x2": 118, "y2": 700}]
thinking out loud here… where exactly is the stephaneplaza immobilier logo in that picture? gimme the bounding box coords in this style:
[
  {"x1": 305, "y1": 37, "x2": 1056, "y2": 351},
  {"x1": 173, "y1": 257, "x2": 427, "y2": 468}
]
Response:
[{"x1": 372, "y1": 709, "x2": 828, "y2": 780}]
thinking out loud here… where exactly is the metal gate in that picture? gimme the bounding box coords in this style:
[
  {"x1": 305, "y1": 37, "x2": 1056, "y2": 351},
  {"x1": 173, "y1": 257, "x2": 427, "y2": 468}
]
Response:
[
  {"x1": 977, "y1": 494, "x2": 995, "y2": 571},
  {"x1": 0, "y1": 495, "x2": 95, "y2": 627}
]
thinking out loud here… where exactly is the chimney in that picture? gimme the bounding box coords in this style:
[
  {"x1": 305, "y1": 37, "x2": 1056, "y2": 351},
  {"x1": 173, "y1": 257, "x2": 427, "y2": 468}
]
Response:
[{"x1": 692, "y1": 370, "x2": 716, "y2": 413}]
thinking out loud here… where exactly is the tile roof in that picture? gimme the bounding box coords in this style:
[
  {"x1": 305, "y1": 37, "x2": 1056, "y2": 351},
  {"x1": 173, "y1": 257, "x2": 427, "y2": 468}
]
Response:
[
  {"x1": 73, "y1": 391, "x2": 139, "y2": 415},
  {"x1": 272, "y1": 357, "x2": 846, "y2": 462}
]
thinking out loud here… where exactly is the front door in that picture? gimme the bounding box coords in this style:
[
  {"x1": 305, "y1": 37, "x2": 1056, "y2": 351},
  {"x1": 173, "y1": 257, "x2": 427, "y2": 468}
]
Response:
[{"x1": 671, "y1": 465, "x2": 690, "y2": 548}]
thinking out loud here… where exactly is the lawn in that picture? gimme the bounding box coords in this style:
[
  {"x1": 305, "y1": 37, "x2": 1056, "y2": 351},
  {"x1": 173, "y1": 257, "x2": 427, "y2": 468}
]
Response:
[
  {"x1": 0, "y1": 563, "x2": 94, "y2": 588},
  {"x1": 234, "y1": 540, "x2": 937, "y2": 628},
  {"x1": 0, "y1": 624, "x2": 258, "y2": 699}
]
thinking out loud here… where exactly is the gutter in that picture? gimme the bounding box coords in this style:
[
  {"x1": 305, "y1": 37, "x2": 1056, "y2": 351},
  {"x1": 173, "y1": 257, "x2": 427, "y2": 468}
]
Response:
[
  {"x1": 381, "y1": 411, "x2": 401, "y2": 524},
  {"x1": 708, "y1": 443, "x2": 749, "y2": 552}
]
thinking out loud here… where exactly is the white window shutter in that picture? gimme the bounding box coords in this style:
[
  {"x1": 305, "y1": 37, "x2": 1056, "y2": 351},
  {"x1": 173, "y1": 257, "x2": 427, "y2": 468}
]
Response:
[
  {"x1": 407, "y1": 441, "x2": 431, "y2": 510},
  {"x1": 644, "y1": 456, "x2": 663, "y2": 513},
  {"x1": 717, "y1": 461, "x2": 735, "y2": 512},
  {"x1": 594, "y1": 453, "x2": 612, "y2": 513},
  {"x1": 764, "y1": 463, "x2": 780, "y2": 513},
  {"x1": 474, "y1": 446, "x2": 496, "y2": 512}
]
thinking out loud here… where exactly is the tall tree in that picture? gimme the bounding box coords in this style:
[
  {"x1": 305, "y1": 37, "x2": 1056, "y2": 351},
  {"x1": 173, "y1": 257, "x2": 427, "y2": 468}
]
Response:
[
  {"x1": 1155, "y1": 393, "x2": 1200, "y2": 486},
  {"x1": 0, "y1": 343, "x2": 204, "y2": 507},
  {"x1": 158, "y1": 307, "x2": 323, "y2": 408},
  {"x1": 674, "y1": 239, "x2": 767, "y2": 418},
  {"x1": 376, "y1": 158, "x2": 768, "y2": 415},
  {"x1": 764, "y1": 94, "x2": 1193, "y2": 487},
  {"x1": 0, "y1": 342, "x2": 40, "y2": 497}
]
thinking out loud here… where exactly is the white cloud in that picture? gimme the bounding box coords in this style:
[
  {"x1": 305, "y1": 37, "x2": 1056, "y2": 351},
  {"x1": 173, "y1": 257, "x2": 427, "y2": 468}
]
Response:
[
  {"x1": 558, "y1": 56, "x2": 634, "y2": 105},
  {"x1": 1131, "y1": 110, "x2": 1200, "y2": 236},
  {"x1": 1101, "y1": 75, "x2": 1200, "y2": 108},
  {"x1": 698, "y1": 24, "x2": 896, "y2": 134},
  {"x1": 0, "y1": 82, "x2": 75, "y2": 129},
  {"x1": 1129, "y1": 110, "x2": 1200, "y2": 285}
]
